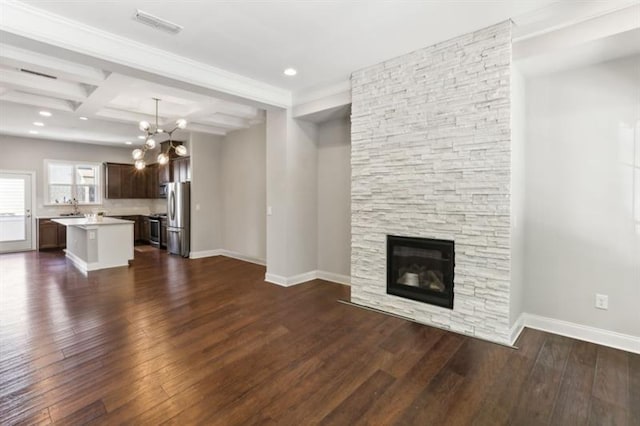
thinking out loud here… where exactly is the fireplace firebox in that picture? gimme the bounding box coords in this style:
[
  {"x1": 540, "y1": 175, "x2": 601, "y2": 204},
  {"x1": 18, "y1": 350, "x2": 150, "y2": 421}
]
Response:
[{"x1": 387, "y1": 235, "x2": 455, "y2": 309}]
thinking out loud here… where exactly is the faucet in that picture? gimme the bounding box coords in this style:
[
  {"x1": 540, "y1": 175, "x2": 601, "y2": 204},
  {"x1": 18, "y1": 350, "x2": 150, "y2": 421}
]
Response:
[{"x1": 68, "y1": 198, "x2": 80, "y2": 215}]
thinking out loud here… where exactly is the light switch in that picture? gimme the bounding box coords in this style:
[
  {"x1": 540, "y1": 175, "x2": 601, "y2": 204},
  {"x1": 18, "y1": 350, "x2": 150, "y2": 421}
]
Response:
[
  {"x1": 267, "y1": 206, "x2": 273, "y2": 216},
  {"x1": 196, "y1": 204, "x2": 201, "y2": 211}
]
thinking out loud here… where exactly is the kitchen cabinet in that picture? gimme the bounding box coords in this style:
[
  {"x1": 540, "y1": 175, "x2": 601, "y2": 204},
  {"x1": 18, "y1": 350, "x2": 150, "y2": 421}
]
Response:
[
  {"x1": 105, "y1": 163, "x2": 123, "y2": 198},
  {"x1": 146, "y1": 164, "x2": 159, "y2": 198},
  {"x1": 172, "y1": 157, "x2": 190, "y2": 183},
  {"x1": 38, "y1": 219, "x2": 66, "y2": 250},
  {"x1": 158, "y1": 163, "x2": 170, "y2": 184},
  {"x1": 140, "y1": 216, "x2": 150, "y2": 242},
  {"x1": 104, "y1": 163, "x2": 163, "y2": 199},
  {"x1": 160, "y1": 217, "x2": 167, "y2": 249}
]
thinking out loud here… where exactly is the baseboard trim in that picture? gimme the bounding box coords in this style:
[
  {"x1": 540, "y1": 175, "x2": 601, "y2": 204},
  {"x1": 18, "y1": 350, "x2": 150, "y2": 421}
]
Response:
[
  {"x1": 315, "y1": 270, "x2": 351, "y2": 286},
  {"x1": 218, "y1": 250, "x2": 265, "y2": 266},
  {"x1": 509, "y1": 313, "x2": 526, "y2": 346},
  {"x1": 264, "y1": 272, "x2": 290, "y2": 287},
  {"x1": 189, "y1": 249, "x2": 223, "y2": 259},
  {"x1": 523, "y1": 313, "x2": 640, "y2": 354},
  {"x1": 264, "y1": 270, "x2": 352, "y2": 287},
  {"x1": 65, "y1": 250, "x2": 89, "y2": 273}
]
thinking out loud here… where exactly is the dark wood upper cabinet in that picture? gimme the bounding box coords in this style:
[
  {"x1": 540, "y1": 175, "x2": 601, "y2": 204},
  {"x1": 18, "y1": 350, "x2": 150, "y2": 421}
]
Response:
[
  {"x1": 105, "y1": 163, "x2": 123, "y2": 199},
  {"x1": 105, "y1": 162, "x2": 166, "y2": 199},
  {"x1": 171, "y1": 157, "x2": 191, "y2": 183}
]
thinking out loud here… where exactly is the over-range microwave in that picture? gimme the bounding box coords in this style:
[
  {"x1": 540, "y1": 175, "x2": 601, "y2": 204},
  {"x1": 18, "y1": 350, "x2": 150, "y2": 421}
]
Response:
[{"x1": 158, "y1": 183, "x2": 168, "y2": 198}]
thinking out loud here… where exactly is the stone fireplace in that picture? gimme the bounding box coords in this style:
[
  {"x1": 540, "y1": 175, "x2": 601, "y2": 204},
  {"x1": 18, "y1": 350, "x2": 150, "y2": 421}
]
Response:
[
  {"x1": 350, "y1": 20, "x2": 515, "y2": 345},
  {"x1": 387, "y1": 235, "x2": 455, "y2": 309}
]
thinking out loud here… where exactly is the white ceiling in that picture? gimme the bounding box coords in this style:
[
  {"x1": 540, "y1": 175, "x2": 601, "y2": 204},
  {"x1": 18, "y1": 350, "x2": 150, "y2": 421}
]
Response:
[
  {"x1": 17, "y1": 0, "x2": 565, "y2": 94},
  {"x1": 0, "y1": 42, "x2": 264, "y2": 145},
  {"x1": 1, "y1": 0, "x2": 637, "y2": 145}
]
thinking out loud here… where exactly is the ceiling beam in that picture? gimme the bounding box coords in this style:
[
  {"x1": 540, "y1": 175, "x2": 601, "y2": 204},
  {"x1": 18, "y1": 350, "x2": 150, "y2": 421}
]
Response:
[
  {"x1": 0, "y1": 1, "x2": 292, "y2": 109},
  {"x1": 0, "y1": 68, "x2": 89, "y2": 101},
  {"x1": 0, "y1": 42, "x2": 107, "y2": 86},
  {"x1": 94, "y1": 107, "x2": 158, "y2": 126},
  {"x1": 0, "y1": 92, "x2": 75, "y2": 112},
  {"x1": 184, "y1": 123, "x2": 227, "y2": 136},
  {"x1": 75, "y1": 73, "x2": 133, "y2": 116}
]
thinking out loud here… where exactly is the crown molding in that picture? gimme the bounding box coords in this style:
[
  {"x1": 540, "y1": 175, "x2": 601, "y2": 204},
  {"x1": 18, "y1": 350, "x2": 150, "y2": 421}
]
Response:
[{"x1": 0, "y1": 0, "x2": 292, "y2": 109}]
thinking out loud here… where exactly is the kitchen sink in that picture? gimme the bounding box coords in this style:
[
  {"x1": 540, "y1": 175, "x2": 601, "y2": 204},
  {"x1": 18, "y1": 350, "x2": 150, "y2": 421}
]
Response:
[{"x1": 60, "y1": 213, "x2": 84, "y2": 217}]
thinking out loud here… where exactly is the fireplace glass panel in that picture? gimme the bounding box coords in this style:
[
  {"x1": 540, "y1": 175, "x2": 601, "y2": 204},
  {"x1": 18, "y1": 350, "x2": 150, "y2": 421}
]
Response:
[{"x1": 387, "y1": 235, "x2": 454, "y2": 309}]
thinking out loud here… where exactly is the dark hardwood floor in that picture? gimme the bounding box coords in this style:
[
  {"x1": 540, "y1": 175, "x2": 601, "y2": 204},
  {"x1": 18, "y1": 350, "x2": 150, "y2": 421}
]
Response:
[{"x1": 1, "y1": 249, "x2": 638, "y2": 425}]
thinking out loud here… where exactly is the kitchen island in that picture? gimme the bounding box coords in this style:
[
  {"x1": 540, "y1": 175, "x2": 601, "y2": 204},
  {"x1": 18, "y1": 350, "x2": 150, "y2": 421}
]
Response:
[{"x1": 52, "y1": 217, "x2": 135, "y2": 272}]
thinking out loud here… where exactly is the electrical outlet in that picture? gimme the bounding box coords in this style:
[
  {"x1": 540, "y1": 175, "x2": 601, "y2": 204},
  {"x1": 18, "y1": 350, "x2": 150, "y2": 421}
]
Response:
[
  {"x1": 595, "y1": 294, "x2": 608, "y2": 310},
  {"x1": 89, "y1": 231, "x2": 96, "y2": 240}
]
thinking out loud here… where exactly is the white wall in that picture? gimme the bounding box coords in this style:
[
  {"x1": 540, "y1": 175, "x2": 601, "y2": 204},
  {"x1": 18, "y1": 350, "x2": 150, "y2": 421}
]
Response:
[
  {"x1": 510, "y1": 67, "x2": 526, "y2": 330},
  {"x1": 524, "y1": 55, "x2": 640, "y2": 337},
  {"x1": 317, "y1": 116, "x2": 351, "y2": 278},
  {"x1": 220, "y1": 124, "x2": 266, "y2": 262},
  {"x1": 287, "y1": 117, "x2": 318, "y2": 276},
  {"x1": 189, "y1": 131, "x2": 223, "y2": 255},
  {"x1": 265, "y1": 109, "x2": 319, "y2": 281},
  {"x1": 0, "y1": 135, "x2": 164, "y2": 216}
]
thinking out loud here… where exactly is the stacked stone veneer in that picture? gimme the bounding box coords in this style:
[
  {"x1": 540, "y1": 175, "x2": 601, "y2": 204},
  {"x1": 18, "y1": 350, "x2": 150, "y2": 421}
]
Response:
[{"x1": 350, "y1": 21, "x2": 513, "y2": 344}]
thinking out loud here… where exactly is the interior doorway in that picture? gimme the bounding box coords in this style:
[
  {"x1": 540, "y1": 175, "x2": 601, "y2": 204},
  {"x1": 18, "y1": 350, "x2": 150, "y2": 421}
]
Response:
[{"x1": 0, "y1": 171, "x2": 35, "y2": 253}]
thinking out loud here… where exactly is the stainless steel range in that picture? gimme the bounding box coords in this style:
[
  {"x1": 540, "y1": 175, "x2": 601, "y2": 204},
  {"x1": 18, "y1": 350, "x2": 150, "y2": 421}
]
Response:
[{"x1": 148, "y1": 213, "x2": 166, "y2": 248}]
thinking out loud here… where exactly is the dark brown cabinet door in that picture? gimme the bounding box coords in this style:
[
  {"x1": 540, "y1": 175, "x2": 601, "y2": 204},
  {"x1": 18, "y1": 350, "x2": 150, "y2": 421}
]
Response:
[
  {"x1": 160, "y1": 218, "x2": 167, "y2": 249},
  {"x1": 140, "y1": 216, "x2": 150, "y2": 242},
  {"x1": 57, "y1": 224, "x2": 66, "y2": 249},
  {"x1": 146, "y1": 164, "x2": 158, "y2": 198},
  {"x1": 170, "y1": 157, "x2": 190, "y2": 182},
  {"x1": 38, "y1": 220, "x2": 59, "y2": 250},
  {"x1": 105, "y1": 163, "x2": 122, "y2": 199},
  {"x1": 158, "y1": 163, "x2": 170, "y2": 184},
  {"x1": 121, "y1": 165, "x2": 134, "y2": 199}
]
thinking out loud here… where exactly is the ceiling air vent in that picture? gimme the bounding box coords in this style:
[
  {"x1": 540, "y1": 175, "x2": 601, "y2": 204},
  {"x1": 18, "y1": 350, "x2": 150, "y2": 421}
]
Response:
[
  {"x1": 20, "y1": 68, "x2": 57, "y2": 79},
  {"x1": 134, "y1": 9, "x2": 183, "y2": 34}
]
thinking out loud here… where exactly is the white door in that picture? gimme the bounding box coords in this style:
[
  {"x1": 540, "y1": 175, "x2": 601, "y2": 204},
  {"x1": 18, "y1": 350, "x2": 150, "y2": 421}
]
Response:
[{"x1": 0, "y1": 172, "x2": 34, "y2": 253}]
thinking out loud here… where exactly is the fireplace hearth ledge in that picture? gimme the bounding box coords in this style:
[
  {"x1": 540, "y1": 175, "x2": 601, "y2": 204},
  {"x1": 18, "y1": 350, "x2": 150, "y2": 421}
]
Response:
[{"x1": 337, "y1": 299, "x2": 519, "y2": 350}]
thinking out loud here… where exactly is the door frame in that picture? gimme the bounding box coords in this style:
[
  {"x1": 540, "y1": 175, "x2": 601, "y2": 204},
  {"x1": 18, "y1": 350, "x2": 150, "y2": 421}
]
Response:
[{"x1": 0, "y1": 169, "x2": 37, "y2": 251}]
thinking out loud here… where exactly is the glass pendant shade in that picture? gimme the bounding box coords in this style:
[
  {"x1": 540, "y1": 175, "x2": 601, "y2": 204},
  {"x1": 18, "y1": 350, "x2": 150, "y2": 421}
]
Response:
[
  {"x1": 157, "y1": 153, "x2": 169, "y2": 165},
  {"x1": 134, "y1": 159, "x2": 146, "y2": 170},
  {"x1": 131, "y1": 99, "x2": 187, "y2": 167}
]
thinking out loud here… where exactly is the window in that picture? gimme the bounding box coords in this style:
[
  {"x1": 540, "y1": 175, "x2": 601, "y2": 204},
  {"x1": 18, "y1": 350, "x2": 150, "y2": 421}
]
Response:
[{"x1": 44, "y1": 160, "x2": 102, "y2": 205}]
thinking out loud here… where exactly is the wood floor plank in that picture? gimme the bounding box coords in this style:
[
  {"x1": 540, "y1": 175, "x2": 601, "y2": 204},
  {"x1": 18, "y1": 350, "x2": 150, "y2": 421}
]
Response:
[
  {"x1": 0, "y1": 250, "x2": 637, "y2": 426},
  {"x1": 592, "y1": 345, "x2": 630, "y2": 408},
  {"x1": 549, "y1": 340, "x2": 598, "y2": 426},
  {"x1": 508, "y1": 333, "x2": 573, "y2": 425},
  {"x1": 629, "y1": 353, "x2": 640, "y2": 426}
]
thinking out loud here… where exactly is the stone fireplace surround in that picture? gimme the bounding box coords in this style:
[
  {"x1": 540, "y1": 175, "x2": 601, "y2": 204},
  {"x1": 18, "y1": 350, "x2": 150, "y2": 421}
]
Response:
[{"x1": 350, "y1": 21, "x2": 515, "y2": 345}]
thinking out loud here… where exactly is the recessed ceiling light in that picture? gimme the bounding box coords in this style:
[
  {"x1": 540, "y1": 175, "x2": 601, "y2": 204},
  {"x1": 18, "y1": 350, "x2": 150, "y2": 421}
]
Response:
[
  {"x1": 137, "y1": 135, "x2": 146, "y2": 140},
  {"x1": 79, "y1": 116, "x2": 88, "y2": 121},
  {"x1": 284, "y1": 68, "x2": 297, "y2": 76},
  {"x1": 33, "y1": 121, "x2": 44, "y2": 127},
  {"x1": 125, "y1": 141, "x2": 132, "y2": 145},
  {"x1": 29, "y1": 130, "x2": 39, "y2": 134},
  {"x1": 39, "y1": 111, "x2": 52, "y2": 117}
]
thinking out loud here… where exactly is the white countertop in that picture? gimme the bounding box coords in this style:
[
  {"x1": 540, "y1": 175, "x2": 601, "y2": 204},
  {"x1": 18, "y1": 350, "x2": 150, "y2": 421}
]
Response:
[{"x1": 52, "y1": 217, "x2": 135, "y2": 227}]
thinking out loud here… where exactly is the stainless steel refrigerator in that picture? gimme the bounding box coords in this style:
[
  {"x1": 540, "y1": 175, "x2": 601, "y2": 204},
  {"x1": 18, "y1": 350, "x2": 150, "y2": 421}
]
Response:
[{"x1": 167, "y1": 182, "x2": 190, "y2": 257}]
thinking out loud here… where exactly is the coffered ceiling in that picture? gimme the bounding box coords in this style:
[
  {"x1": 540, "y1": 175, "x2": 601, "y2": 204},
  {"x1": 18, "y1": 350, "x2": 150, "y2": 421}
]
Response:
[
  {"x1": 0, "y1": 42, "x2": 264, "y2": 145},
  {"x1": 0, "y1": 0, "x2": 637, "y2": 146}
]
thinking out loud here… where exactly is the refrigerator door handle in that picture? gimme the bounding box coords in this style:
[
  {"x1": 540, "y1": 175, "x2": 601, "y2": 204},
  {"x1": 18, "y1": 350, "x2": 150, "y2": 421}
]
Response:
[{"x1": 169, "y1": 190, "x2": 176, "y2": 221}]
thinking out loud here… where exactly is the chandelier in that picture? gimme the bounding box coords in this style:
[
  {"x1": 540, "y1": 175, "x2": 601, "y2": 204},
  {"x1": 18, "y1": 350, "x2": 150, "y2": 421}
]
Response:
[{"x1": 132, "y1": 98, "x2": 188, "y2": 170}]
